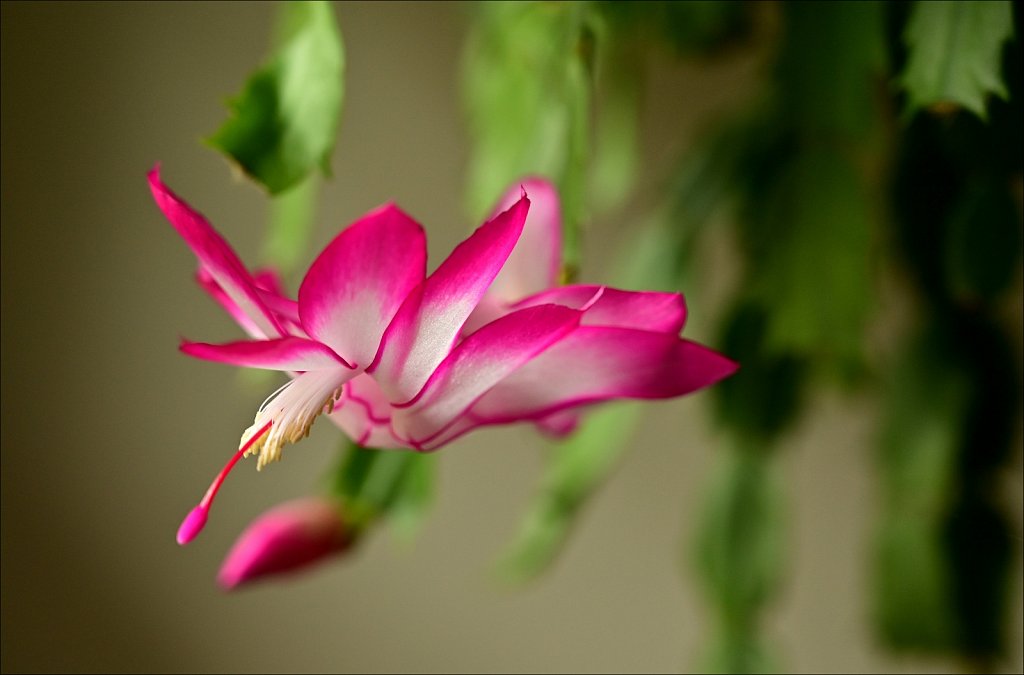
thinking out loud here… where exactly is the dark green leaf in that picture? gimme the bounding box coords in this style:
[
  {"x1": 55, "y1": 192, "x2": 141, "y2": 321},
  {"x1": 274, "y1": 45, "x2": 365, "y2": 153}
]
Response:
[
  {"x1": 874, "y1": 515, "x2": 957, "y2": 649},
  {"x1": 754, "y1": 149, "x2": 875, "y2": 372},
  {"x1": 693, "y1": 444, "x2": 785, "y2": 652},
  {"x1": 597, "y1": 1, "x2": 751, "y2": 56},
  {"x1": 873, "y1": 327, "x2": 968, "y2": 650},
  {"x1": 713, "y1": 302, "x2": 807, "y2": 442},
  {"x1": 943, "y1": 179, "x2": 1022, "y2": 301},
  {"x1": 900, "y1": 0, "x2": 1013, "y2": 120},
  {"x1": 208, "y1": 1, "x2": 344, "y2": 194},
  {"x1": 777, "y1": 1, "x2": 886, "y2": 137}
]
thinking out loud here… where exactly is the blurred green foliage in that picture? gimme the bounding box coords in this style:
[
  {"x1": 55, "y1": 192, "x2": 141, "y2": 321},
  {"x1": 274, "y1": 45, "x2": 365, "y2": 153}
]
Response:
[
  {"x1": 264, "y1": 175, "x2": 320, "y2": 274},
  {"x1": 499, "y1": 402, "x2": 643, "y2": 581},
  {"x1": 596, "y1": 1, "x2": 751, "y2": 56},
  {"x1": 208, "y1": 1, "x2": 344, "y2": 195},
  {"x1": 693, "y1": 442, "x2": 785, "y2": 674},
  {"x1": 461, "y1": 0, "x2": 1021, "y2": 671},
  {"x1": 900, "y1": 1, "x2": 1014, "y2": 119},
  {"x1": 329, "y1": 441, "x2": 436, "y2": 540},
  {"x1": 463, "y1": 1, "x2": 592, "y2": 277}
]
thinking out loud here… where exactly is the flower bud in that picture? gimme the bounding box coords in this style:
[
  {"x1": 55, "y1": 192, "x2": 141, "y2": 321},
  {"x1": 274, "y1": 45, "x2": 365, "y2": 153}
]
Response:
[{"x1": 217, "y1": 497, "x2": 353, "y2": 590}]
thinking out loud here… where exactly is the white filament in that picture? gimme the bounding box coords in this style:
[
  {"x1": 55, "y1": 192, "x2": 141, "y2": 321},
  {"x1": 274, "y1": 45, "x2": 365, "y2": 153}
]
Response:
[{"x1": 241, "y1": 367, "x2": 351, "y2": 469}]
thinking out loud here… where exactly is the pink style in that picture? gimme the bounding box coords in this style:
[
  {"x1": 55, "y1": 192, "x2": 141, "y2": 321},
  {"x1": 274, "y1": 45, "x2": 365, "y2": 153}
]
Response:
[{"x1": 148, "y1": 167, "x2": 737, "y2": 545}]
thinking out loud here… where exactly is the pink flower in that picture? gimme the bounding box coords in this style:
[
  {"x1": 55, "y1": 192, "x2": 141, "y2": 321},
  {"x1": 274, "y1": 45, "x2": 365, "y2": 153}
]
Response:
[
  {"x1": 149, "y1": 167, "x2": 737, "y2": 544},
  {"x1": 217, "y1": 497, "x2": 352, "y2": 590}
]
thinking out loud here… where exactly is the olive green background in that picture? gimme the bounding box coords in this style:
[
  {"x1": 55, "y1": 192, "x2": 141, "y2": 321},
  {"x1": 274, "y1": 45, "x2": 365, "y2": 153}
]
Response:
[{"x1": 2, "y1": 2, "x2": 1021, "y2": 672}]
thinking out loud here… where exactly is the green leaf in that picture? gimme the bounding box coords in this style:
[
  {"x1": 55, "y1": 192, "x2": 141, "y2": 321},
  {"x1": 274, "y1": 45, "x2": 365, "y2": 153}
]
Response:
[
  {"x1": 873, "y1": 326, "x2": 968, "y2": 650},
  {"x1": 693, "y1": 442, "x2": 785, "y2": 673},
  {"x1": 874, "y1": 515, "x2": 958, "y2": 649},
  {"x1": 588, "y1": 14, "x2": 641, "y2": 215},
  {"x1": 900, "y1": 0, "x2": 1014, "y2": 120},
  {"x1": 596, "y1": 1, "x2": 751, "y2": 56},
  {"x1": 713, "y1": 302, "x2": 807, "y2": 442},
  {"x1": 498, "y1": 402, "x2": 643, "y2": 582},
  {"x1": 329, "y1": 441, "x2": 436, "y2": 537},
  {"x1": 208, "y1": 1, "x2": 344, "y2": 194},
  {"x1": 777, "y1": 1, "x2": 886, "y2": 137},
  {"x1": 943, "y1": 178, "x2": 1022, "y2": 301},
  {"x1": 660, "y1": 113, "x2": 759, "y2": 287},
  {"x1": 463, "y1": 1, "x2": 592, "y2": 278},
  {"x1": 263, "y1": 175, "x2": 319, "y2": 274},
  {"x1": 752, "y1": 149, "x2": 875, "y2": 373},
  {"x1": 387, "y1": 453, "x2": 437, "y2": 541}
]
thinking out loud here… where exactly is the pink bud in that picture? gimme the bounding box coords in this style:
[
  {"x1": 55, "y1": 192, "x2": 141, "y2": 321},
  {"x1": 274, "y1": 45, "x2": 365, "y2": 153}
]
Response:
[{"x1": 217, "y1": 497, "x2": 353, "y2": 590}]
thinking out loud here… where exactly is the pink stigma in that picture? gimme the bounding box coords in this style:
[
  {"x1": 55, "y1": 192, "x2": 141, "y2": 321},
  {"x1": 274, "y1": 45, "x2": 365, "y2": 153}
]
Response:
[
  {"x1": 176, "y1": 505, "x2": 208, "y2": 545},
  {"x1": 175, "y1": 420, "x2": 273, "y2": 546}
]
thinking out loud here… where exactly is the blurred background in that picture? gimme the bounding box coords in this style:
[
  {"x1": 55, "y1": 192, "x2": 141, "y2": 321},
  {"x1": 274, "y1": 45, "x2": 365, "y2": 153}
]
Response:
[{"x1": 2, "y1": 2, "x2": 1021, "y2": 673}]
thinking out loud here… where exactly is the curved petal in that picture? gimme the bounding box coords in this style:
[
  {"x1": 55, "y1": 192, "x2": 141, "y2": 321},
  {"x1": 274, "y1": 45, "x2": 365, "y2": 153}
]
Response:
[
  {"x1": 258, "y1": 291, "x2": 301, "y2": 327},
  {"x1": 392, "y1": 304, "x2": 581, "y2": 445},
  {"x1": 369, "y1": 194, "x2": 530, "y2": 402},
  {"x1": 474, "y1": 328, "x2": 737, "y2": 419},
  {"x1": 361, "y1": 425, "x2": 406, "y2": 449},
  {"x1": 148, "y1": 167, "x2": 285, "y2": 339},
  {"x1": 253, "y1": 268, "x2": 288, "y2": 296},
  {"x1": 180, "y1": 337, "x2": 351, "y2": 371},
  {"x1": 327, "y1": 404, "x2": 406, "y2": 449},
  {"x1": 418, "y1": 328, "x2": 737, "y2": 450},
  {"x1": 298, "y1": 204, "x2": 426, "y2": 369},
  {"x1": 195, "y1": 267, "x2": 264, "y2": 339},
  {"x1": 535, "y1": 409, "x2": 582, "y2": 438},
  {"x1": 512, "y1": 285, "x2": 687, "y2": 334},
  {"x1": 196, "y1": 266, "x2": 303, "y2": 337},
  {"x1": 344, "y1": 374, "x2": 393, "y2": 424},
  {"x1": 325, "y1": 375, "x2": 407, "y2": 448},
  {"x1": 253, "y1": 269, "x2": 304, "y2": 334},
  {"x1": 486, "y1": 178, "x2": 562, "y2": 302}
]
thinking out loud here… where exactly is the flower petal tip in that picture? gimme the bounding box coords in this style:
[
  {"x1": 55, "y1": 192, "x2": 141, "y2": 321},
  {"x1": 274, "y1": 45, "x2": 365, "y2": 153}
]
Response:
[
  {"x1": 215, "y1": 568, "x2": 244, "y2": 592},
  {"x1": 718, "y1": 355, "x2": 742, "y2": 380},
  {"x1": 176, "y1": 504, "x2": 209, "y2": 546}
]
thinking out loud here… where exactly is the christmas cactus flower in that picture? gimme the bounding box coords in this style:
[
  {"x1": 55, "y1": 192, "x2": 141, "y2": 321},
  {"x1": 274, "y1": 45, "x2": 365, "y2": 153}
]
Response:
[{"x1": 149, "y1": 167, "x2": 737, "y2": 545}]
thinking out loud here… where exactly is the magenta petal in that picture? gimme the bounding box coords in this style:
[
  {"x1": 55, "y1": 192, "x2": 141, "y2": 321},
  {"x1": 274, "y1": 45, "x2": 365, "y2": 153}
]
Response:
[
  {"x1": 252, "y1": 268, "x2": 288, "y2": 296},
  {"x1": 326, "y1": 374, "x2": 407, "y2": 447},
  {"x1": 393, "y1": 304, "x2": 581, "y2": 446},
  {"x1": 195, "y1": 267, "x2": 265, "y2": 339},
  {"x1": 343, "y1": 374, "x2": 393, "y2": 423},
  {"x1": 535, "y1": 410, "x2": 582, "y2": 438},
  {"x1": 327, "y1": 404, "x2": 405, "y2": 449},
  {"x1": 512, "y1": 285, "x2": 688, "y2": 334},
  {"x1": 370, "y1": 194, "x2": 530, "y2": 402},
  {"x1": 471, "y1": 327, "x2": 738, "y2": 422},
  {"x1": 180, "y1": 336, "x2": 352, "y2": 371},
  {"x1": 298, "y1": 204, "x2": 426, "y2": 369},
  {"x1": 148, "y1": 167, "x2": 285, "y2": 339},
  {"x1": 258, "y1": 290, "x2": 301, "y2": 326},
  {"x1": 486, "y1": 178, "x2": 562, "y2": 302},
  {"x1": 217, "y1": 498, "x2": 352, "y2": 590}
]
